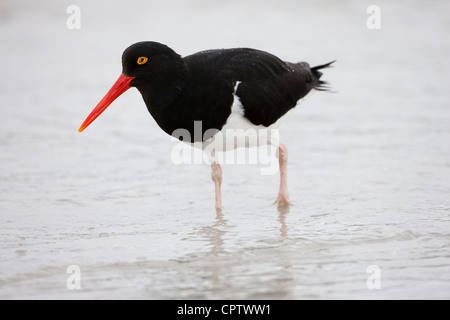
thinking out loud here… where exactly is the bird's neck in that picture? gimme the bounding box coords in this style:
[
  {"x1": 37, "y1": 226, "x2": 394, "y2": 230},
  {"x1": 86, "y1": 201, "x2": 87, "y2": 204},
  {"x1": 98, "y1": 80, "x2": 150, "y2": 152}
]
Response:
[
  {"x1": 137, "y1": 79, "x2": 187, "y2": 137},
  {"x1": 139, "y1": 82, "x2": 185, "y2": 110},
  {"x1": 137, "y1": 58, "x2": 188, "y2": 111}
]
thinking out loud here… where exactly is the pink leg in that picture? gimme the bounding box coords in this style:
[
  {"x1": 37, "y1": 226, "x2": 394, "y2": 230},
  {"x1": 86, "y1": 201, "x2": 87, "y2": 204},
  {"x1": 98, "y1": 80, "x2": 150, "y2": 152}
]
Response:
[
  {"x1": 274, "y1": 143, "x2": 292, "y2": 206},
  {"x1": 211, "y1": 162, "x2": 222, "y2": 210}
]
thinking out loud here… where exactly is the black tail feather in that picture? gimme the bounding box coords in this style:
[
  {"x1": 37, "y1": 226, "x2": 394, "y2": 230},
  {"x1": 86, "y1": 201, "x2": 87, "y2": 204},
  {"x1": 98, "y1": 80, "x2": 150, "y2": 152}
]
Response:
[
  {"x1": 311, "y1": 60, "x2": 336, "y2": 72},
  {"x1": 311, "y1": 60, "x2": 335, "y2": 91}
]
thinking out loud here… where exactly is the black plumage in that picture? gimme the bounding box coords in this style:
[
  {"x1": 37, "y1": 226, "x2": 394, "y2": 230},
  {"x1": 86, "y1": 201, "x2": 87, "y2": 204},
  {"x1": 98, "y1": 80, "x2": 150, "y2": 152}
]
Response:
[
  {"x1": 121, "y1": 42, "x2": 334, "y2": 142},
  {"x1": 79, "y1": 41, "x2": 335, "y2": 209}
]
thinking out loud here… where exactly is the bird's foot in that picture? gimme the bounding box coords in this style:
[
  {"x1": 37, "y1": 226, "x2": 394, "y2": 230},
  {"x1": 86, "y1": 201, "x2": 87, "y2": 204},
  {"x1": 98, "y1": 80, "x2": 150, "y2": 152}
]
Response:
[{"x1": 273, "y1": 192, "x2": 293, "y2": 207}]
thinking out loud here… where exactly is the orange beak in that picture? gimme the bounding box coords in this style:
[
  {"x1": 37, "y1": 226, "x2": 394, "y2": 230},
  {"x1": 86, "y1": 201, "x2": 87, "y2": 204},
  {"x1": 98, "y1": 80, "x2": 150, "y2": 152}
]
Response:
[{"x1": 78, "y1": 74, "x2": 135, "y2": 132}]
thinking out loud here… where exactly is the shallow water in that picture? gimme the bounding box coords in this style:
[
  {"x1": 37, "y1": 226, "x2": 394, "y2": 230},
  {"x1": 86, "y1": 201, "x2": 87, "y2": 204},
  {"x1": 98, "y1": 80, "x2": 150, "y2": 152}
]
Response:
[{"x1": 1, "y1": 0, "x2": 450, "y2": 299}]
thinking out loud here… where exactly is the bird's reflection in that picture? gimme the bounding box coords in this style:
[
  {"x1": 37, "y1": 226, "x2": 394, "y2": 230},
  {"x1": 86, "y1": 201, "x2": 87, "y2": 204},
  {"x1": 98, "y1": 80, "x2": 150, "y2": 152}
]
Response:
[
  {"x1": 192, "y1": 205, "x2": 294, "y2": 299},
  {"x1": 277, "y1": 204, "x2": 290, "y2": 239},
  {"x1": 206, "y1": 205, "x2": 291, "y2": 255},
  {"x1": 209, "y1": 208, "x2": 227, "y2": 256}
]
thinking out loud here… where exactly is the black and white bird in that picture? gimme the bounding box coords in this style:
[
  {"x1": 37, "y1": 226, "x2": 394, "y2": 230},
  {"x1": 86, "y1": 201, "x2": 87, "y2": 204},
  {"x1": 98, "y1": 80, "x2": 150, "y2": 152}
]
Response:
[{"x1": 79, "y1": 41, "x2": 334, "y2": 210}]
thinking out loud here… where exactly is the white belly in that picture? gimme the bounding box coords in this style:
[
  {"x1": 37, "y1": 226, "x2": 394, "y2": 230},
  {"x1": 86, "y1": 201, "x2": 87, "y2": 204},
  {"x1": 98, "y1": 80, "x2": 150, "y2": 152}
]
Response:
[{"x1": 179, "y1": 82, "x2": 299, "y2": 164}]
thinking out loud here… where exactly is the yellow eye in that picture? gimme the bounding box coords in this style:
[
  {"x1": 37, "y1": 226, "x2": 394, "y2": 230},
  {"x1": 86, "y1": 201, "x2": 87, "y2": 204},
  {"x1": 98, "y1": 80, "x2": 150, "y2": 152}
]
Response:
[{"x1": 137, "y1": 57, "x2": 148, "y2": 65}]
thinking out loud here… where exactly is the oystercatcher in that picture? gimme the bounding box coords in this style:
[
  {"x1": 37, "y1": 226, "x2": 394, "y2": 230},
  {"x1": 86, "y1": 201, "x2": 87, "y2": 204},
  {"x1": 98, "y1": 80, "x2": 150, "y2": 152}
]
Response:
[{"x1": 79, "y1": 41, "x2": 334, "y2": 210}]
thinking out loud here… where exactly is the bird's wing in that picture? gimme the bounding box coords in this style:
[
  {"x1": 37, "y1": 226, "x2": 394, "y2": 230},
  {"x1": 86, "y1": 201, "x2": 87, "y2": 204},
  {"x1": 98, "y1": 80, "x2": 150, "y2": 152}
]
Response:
[
  {"x1": 219, "y1": 48, "x2": 291, "y2": 81},
  {"x1": 183, "y1": 48, "x2": 315, "y2": 128},
  {"x1": 184, "y1": 48, "x2": 289, "y2": 82},
  {"x1": 220, "y1": 49, "x2": 313, "y2": 127}
]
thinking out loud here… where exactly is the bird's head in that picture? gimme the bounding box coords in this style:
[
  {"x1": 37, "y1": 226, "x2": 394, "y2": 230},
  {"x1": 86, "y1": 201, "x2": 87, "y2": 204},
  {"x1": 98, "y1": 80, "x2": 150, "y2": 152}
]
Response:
[{"x1": 78, "y1": 41, "x2": 185, "y2": 133}]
